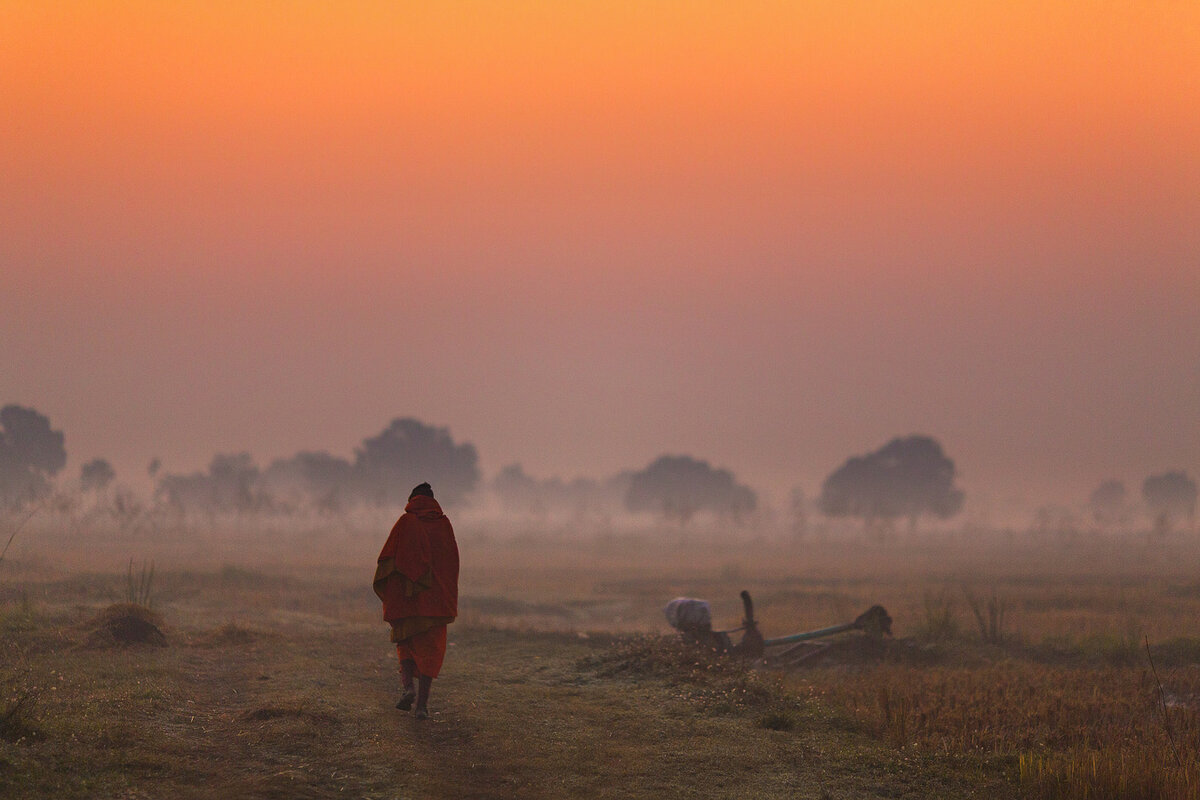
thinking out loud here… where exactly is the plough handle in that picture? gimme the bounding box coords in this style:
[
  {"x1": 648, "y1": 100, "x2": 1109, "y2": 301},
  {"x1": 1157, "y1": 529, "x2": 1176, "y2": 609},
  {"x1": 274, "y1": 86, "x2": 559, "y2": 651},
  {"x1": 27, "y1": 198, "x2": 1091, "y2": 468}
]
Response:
[
  {"x1": 735, "y1": 590, "x2": 765, "y2": 657},
  {"x1": 740, "y1": 590, "x2": 756, "y2": 627}
]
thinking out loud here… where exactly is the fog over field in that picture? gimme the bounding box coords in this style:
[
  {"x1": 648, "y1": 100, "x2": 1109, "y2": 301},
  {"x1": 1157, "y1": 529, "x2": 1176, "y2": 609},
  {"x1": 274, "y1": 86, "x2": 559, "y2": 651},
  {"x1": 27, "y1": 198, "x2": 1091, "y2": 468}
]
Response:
[
  {"x1": 2, "y1": 4, "x2": 1197, "y2": 516},
  {"x1": 3, "y1": 4, "x2": 1199, "y2": 797}
]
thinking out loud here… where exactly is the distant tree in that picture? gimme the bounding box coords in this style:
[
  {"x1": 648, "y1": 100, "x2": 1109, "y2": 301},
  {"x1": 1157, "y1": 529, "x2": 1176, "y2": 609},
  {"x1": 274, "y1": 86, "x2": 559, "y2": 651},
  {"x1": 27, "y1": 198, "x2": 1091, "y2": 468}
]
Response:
[
  {"x1": 111, "y1": 486, "x2": 143, "y2": 523},
  {"x1": 818, "y1": 435, "x2": 964, "y2": 531},
  {"x1": 157, "y1": 452, "x2": 262, "y2": 513},
  {"x1": 1087, "y1": 479, "x2": 1127, "y2": 527},
  {"x1": 491, "y1": 464, "x2": 631, "y2": 520},
  {"x1": 600, "y1": 471, "x2": 635, "y2": 512},
  {"x1": 491, "y1": 463, "x2": 545, "y2": 516},
  {"x1": 262, "y1": 451, "x2": 354, "y2": 512},
  {"x1": 208, "y1": 453, "x2": 262, "y2": 511},
  {"x1": 1142, "y1": 471, "x2": 1197, "y2": 532},
  {"x1": 625, "y1": 455, "x2": 756, "y2": 525},
  {"x1": 80, "y1": 458, "x2": 116, "y2": 493},
  {"x1": 352, "y1": 418, "x2": 480, "y2": 507},
  {"x1": 0, "y1": 404, "x2": 67, "y2": 509},
  {"x1": 156, "y1": 471, "x2": 206, "y2": 512}
]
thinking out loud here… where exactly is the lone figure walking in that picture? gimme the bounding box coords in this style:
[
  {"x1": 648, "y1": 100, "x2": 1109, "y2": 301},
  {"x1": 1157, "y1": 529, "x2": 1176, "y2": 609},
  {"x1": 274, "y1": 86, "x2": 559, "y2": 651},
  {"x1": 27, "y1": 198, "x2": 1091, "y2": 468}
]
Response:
[{"x1": 373, "y1": 482, "x2": 460, "y2": 720}]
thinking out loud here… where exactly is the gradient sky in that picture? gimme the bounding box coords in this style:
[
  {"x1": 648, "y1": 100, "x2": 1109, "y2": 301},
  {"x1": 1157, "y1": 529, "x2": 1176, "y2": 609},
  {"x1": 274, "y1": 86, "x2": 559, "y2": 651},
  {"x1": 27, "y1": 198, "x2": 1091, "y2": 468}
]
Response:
[{"x1": 3, "y1": 1, "x2": 1198, "y2": 512}]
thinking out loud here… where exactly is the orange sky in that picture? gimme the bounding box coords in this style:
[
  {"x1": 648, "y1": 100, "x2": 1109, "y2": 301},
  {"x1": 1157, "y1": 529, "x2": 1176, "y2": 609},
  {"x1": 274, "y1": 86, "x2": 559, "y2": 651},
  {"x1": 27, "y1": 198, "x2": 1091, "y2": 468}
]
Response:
[{"x1": 3, "y1": 1, "x2": 1198, "y2": 512}]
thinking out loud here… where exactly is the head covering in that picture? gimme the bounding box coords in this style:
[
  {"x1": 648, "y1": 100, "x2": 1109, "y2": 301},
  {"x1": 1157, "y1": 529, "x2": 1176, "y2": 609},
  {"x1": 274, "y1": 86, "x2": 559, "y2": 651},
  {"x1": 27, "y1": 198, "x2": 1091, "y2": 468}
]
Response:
[{"x1": 409, "y1": 482, "x2": 434, "y2": 499}]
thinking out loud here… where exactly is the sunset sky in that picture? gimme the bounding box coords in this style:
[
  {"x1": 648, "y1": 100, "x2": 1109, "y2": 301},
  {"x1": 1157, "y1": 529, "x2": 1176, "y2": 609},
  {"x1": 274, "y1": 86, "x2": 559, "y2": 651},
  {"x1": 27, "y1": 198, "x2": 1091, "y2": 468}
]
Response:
[{"x1": 3, "y1": 1, "x2": 1197, "y2": 513}]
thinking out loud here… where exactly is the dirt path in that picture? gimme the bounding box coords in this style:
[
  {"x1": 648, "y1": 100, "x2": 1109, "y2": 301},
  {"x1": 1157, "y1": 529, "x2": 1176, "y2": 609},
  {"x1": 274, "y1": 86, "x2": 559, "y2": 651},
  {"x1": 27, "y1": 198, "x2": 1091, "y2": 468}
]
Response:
[
  {"x1": 137, "y1": 625, "x2": 627, "y2": 799},
  {"x1": 136, "y1": 624, "x2": 501, "y2": 799},
  {"x1": 4, "y1": 607, "x2": 1015, "y2": 799},
  {"x1": 112, "y1": 623, "x2": 1005, "y2": 800}
]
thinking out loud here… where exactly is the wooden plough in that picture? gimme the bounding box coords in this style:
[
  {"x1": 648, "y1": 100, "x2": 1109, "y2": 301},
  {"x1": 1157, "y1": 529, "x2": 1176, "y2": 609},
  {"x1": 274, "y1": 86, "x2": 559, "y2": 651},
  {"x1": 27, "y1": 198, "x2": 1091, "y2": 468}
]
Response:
[{"x1": 664, "y1": 590, "x2": 892, "y2": 667}]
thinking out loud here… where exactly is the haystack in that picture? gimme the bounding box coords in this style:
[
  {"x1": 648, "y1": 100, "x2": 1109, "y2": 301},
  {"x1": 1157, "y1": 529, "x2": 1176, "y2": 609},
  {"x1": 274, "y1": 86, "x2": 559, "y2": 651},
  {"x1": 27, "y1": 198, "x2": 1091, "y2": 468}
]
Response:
[{"x1": 82, "y1": 602, "x2": 167, "y2": 648}]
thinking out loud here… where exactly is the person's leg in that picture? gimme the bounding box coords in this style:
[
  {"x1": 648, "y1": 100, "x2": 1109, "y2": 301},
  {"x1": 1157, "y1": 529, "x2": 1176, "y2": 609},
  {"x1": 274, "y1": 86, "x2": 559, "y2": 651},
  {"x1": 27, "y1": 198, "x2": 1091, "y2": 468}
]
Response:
[
  {"x1": 414, "y1": 674, "x2": 433, "y2": 720},
  {"x1": 400, "y1": 658, "x2": 416, "y2": 692},
  {"x1": 407, "y1": 625, "x2": 447, "y2": 719},
  {"x1": 396, "y1": 656, "x2": 417, "y2": 710}
]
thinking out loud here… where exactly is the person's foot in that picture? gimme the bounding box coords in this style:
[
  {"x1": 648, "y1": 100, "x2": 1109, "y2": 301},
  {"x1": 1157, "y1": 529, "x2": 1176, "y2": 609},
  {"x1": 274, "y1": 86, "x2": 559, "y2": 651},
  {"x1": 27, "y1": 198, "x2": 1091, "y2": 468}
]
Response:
[
  {"x1": 414, "y1": 706, "x2": 428, "y2": 720},
  {"x1": 396, "y1": 691, "x2": 416, "y2": 711}
]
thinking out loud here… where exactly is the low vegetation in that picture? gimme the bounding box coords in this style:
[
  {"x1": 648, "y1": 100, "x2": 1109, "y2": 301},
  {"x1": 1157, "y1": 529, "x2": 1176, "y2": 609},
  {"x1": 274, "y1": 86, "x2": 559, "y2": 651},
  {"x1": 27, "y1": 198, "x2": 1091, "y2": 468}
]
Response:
[{"x1": 2, "y1": 525, "x2": 1199, "y2": 797}]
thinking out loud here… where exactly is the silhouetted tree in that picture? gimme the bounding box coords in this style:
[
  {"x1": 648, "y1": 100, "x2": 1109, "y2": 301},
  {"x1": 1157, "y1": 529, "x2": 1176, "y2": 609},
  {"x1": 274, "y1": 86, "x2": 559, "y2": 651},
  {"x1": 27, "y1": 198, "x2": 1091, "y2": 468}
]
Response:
[
  {"x1": 1087, "y1": 479, "x2": 1127, "y2": 527},
  {"x1": 492, "y1": 463, "x2": 545, "y2": 516},
  {"x1": 491, "y1": 464, "x2": 631, "y2": 520},
  {"x1": 157, "y1": 452, "x2": 262, "y2": 513},
  {"x1": 818, "y1": 435, "x2": 964, "y2": 531},
  {"x1": 209, "y1": 453, "x2": 261, "y2": 511},
  {"x1": 80, "y1": 458, "x2": 116, "y2": 493},
  {"x1": 625, "y1": 455, "x2": 756, "y2": 525},
  {"x1": 1142, "y1": 471, "x2": 1197, "y2": 532},
  {"x1": 262, "y1": 451, "x2": 354, "y2": 512},
  {"x1": 0, "y1": 404, "x2": 67, "y2": 509},
  {"x1": 352, "y1": 418, "x2": 479, "y2": 507}
]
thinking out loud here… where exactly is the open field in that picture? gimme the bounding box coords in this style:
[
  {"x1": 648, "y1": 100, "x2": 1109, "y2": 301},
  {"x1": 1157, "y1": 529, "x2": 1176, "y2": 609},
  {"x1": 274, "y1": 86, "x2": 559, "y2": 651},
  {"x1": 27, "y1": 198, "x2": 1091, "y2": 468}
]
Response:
[{"x1": 3, "y1": 521, "x2": 1200, "y2": 798}]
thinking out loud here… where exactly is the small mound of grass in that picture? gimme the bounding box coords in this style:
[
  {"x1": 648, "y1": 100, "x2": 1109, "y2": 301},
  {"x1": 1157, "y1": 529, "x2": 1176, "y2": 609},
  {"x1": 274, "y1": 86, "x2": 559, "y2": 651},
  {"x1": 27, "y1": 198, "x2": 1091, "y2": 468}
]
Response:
[
  {"x1": 242, "y1": 706, "x2": 337, "y2": 726},
  {"x1": 583, "y1": 634, "x2": 743, "y2": 680},
  {"x1": 581, "y1": 635, "x2": 800, "y2": 719},
  {"x1": 81, "y1": 602, "x2": 167, "y2": 648}
]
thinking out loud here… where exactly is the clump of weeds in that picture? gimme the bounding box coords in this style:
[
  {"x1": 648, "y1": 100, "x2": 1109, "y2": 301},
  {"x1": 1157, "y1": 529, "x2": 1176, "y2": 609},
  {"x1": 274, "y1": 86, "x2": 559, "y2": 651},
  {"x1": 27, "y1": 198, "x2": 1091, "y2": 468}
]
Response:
[{"x1": 0, "y1": 670, "x2": 44, "y2": 744}]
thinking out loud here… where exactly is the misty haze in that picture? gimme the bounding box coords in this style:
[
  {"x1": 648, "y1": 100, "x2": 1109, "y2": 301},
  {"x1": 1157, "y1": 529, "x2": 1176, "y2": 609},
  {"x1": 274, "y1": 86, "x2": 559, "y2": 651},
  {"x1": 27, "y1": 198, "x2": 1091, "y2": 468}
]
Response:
[{"x1": 3, "y1": 3, "x2": 1199, "y2": 799}]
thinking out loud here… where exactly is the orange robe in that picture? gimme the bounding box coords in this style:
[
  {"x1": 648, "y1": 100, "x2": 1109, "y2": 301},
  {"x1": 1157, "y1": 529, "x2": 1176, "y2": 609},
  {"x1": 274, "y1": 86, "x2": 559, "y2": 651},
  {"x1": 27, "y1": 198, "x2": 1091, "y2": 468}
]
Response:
[{"x1": 373, "y1": 495, "x2": 459, "y2": 677}]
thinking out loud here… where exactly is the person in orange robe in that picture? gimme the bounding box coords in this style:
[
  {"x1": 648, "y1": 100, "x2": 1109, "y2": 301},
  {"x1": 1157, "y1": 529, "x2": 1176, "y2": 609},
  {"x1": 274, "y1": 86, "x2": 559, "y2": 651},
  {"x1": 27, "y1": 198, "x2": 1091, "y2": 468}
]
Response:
[{"x1": 373, "y1": 482, "x2": 459, "y2": 720}]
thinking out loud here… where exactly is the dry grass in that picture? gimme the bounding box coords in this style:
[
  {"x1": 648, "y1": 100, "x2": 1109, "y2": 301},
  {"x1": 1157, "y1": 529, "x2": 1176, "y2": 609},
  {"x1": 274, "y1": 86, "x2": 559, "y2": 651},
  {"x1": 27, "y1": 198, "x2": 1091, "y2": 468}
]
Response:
[
  {"x1": 3, "y1": 522, "x2": 1200, "y2": 797},
  {"x1": 80, "y1": 602, "x2": 168, "y2": 648},
  {"x1": 188, "y1": 621, "x2": 258, "y2": 647},
  {"x1": 0, "y1": 610, "x2": 1014, "y2": 799},
  {"x1": 0, "y1": 676, "x2": 43, "y2": 745}
]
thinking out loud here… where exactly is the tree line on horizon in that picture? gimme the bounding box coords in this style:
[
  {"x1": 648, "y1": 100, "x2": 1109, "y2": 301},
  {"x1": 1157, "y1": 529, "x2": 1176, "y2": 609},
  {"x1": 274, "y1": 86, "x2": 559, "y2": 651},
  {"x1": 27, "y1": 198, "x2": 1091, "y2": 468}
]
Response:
[{"x1": 1, "y1": 403, "x2": 1196, "y2": 532}]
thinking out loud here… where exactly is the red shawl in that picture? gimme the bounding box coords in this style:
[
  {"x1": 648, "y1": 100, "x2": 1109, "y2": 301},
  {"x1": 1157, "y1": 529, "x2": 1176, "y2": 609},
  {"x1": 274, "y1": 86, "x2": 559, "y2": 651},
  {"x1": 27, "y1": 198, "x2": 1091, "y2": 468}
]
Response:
[{"x1": 373, "y1": 495, "x2": 459, "y2": 622}]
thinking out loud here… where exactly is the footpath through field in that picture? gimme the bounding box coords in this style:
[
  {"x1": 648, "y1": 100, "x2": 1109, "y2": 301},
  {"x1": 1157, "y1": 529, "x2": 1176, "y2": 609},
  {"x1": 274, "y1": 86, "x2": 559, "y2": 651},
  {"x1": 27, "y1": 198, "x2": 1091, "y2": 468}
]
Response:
[
  {"x1": 2, "y1": 585, "x2": 1015, "y2": 800},
  {"x1": 125, "y1": 622, "x2": 1010, "y2": 799}
]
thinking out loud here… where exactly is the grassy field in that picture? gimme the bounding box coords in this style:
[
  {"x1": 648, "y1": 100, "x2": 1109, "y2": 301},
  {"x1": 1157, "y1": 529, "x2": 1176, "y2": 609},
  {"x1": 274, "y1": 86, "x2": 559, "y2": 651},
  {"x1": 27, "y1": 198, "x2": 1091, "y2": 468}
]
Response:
[{"x1": 2, "y1": 521, "x2": 1199, "y2": 798}]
